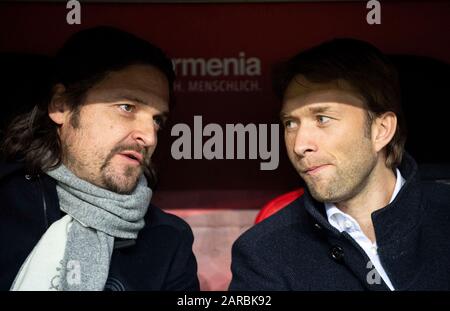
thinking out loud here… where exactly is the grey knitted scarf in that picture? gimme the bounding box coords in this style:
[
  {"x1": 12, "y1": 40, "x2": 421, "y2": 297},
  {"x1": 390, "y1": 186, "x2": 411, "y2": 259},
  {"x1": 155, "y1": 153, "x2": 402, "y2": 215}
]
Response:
[{"x1": 46, "y1": 164, "x2": 152, "y2": 291}]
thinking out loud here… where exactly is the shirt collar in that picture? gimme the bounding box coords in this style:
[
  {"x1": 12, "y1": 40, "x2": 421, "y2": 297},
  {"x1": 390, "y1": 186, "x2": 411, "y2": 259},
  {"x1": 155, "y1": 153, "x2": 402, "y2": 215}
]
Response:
[
  {"x1": 325, "y1": 168, "x2": 405, "y2": 232},
  {"x1": 389, "y1": 168, "x2": 406, "y2": 204}
]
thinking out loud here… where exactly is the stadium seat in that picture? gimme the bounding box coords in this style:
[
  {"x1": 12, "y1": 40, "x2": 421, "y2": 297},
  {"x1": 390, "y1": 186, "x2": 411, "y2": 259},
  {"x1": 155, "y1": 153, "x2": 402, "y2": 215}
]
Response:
[{"x1": 254, "y1": 188, "x2": 304, "y2": 224}]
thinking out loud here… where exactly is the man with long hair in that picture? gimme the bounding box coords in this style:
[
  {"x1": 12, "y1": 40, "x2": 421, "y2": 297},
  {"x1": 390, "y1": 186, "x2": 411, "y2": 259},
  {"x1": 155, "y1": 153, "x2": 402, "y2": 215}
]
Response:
[
  {"x1": 230, "y1": 39, "x2": 450, "y2": 290},
  {"x1": 0, "y1": 26, "x2": 199, "y2": 291}
]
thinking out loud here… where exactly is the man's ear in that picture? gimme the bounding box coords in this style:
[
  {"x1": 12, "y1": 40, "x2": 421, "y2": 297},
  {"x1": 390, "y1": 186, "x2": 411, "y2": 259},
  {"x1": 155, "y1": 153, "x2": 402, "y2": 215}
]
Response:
[
  {"x1": 48, "y1": 84, "x2": 70, "y2": 125},
  {"x1": 372, "y1": 112, "x2": 397, "y2": 153}
]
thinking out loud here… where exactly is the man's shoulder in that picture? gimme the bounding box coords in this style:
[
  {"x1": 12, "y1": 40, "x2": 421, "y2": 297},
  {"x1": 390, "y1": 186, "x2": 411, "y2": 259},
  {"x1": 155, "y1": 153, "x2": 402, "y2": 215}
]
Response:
[
  {"x1": 0, "y1": 160, "x2": 25, "y2": 181},
  {"x1": 234, "y1": 197, "x2": 306, "y2": 248},
  {"x1": 421, "y1": 179, "x2": 450, "y2": 192},
  {"x1": 145, "y1": 205, "x2": 193, "y2": 235},
  {"x1": 420, "y1": 180, "x2": 450, "y2": 212},
  {"x1": 136, "y1": 205, "x2": 195, "y2": 268}
]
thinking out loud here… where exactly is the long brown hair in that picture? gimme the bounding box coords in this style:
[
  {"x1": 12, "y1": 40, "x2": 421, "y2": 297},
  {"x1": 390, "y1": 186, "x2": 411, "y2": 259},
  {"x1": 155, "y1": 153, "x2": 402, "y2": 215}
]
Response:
[{"x1": 2, "y1": 26, "x2": 175, "y2": 185}]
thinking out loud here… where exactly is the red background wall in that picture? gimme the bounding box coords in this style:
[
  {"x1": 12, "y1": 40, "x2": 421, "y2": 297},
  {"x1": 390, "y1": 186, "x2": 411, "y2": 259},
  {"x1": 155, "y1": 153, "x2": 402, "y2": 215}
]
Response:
[{"x1": 1, "y1": 1, "x2": 449, "y2": 211}]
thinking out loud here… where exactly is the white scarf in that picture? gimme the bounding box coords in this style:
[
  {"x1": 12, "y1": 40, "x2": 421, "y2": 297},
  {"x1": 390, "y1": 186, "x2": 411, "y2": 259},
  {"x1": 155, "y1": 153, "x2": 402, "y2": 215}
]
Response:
[{"x1": 11, "y1": 215, "x2": 73, "y2": 290}]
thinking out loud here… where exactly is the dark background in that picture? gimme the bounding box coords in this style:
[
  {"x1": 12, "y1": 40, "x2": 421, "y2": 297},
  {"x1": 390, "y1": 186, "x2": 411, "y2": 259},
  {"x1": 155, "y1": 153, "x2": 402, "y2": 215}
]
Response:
[{"x1": 1, "y1": 1, "x2": 449, "y2": 210}]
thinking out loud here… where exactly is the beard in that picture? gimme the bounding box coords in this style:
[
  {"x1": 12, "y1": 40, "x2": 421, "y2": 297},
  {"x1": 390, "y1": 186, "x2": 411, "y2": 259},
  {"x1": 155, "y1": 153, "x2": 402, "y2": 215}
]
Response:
[
  {"x1": 99, "y1": 144, "x2": 147, "y2": 194},
  {"x1": 302, "y1": 157, "x2": 376, "y2": 204},
  {"x1": 60, "y1": 112, "x2": 150, "y2": 194},
  {"x1": 100, "y1": 162, "x2": 142, "y2": 194},
  {"x1": 63, "y1": 140, "x2": 147, "y2": 195},
  {"x1": 295, "y1": 139, "x2": 377, "y2": 204}
]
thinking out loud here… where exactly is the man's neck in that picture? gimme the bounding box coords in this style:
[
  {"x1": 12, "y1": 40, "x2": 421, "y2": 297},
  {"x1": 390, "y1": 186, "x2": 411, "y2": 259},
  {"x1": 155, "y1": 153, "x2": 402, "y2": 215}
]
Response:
[{"x1": 335, "y1": 160, "x2": 397, "y2": 243}]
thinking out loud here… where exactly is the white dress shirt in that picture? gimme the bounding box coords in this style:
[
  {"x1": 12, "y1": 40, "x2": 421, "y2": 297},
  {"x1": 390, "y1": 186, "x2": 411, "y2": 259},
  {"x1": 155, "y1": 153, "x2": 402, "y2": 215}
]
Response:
[{"x1": 325, "y1": 169, "x2": 405, "y2": 291}]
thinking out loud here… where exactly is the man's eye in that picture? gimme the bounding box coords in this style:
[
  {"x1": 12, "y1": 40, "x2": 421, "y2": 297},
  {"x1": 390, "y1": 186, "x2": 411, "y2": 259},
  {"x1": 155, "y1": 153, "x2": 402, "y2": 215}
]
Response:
[
  {"x1": 317, "y1": 115, "x2": 331, "y2": 124},
  {"x1": 119, "y1": 104, "x2": 135, "y2": 113},
  {"x1": 284, "y1": 120, "x2": 297, "y2": 129},
  {"x1": 153, "y1": 116, "x2": 165, "y2": 130}
]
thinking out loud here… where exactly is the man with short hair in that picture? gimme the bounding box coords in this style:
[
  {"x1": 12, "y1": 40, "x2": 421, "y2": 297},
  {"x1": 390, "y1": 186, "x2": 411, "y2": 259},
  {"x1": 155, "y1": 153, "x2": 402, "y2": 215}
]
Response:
[
  {"x1": 0, "y1": 26, "x2": 199, "y2": 291},
  {"x1": 229, "y1": 38, "x2": 450, "y2": 290}
]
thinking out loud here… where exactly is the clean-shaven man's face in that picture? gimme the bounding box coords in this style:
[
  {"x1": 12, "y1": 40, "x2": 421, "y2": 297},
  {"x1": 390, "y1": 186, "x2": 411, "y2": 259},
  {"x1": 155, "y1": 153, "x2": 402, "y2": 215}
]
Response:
[
  {"x1": 53, "y1": 64, "x2": 169, "y2": 194},
  {"x1": 281, "y1": 76, "x2": 379, "y2": 203}
]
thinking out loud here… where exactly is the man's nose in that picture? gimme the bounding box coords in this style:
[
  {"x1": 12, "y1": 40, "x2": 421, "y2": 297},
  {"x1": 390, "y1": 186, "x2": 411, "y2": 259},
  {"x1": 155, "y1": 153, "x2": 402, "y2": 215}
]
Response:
[
  {"x1": 131, "y1": 120, "x2": 157, "y2": 149},
  {"x1": 293, "y1": 125, "x2": 318, "y2": 157}
]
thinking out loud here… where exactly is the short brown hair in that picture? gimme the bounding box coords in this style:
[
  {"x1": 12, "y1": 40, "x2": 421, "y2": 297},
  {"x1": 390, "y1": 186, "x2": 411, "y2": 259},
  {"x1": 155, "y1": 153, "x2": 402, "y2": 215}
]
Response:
[{"x1": 273, "y1": 38, "x2": 407, "y2": 169}]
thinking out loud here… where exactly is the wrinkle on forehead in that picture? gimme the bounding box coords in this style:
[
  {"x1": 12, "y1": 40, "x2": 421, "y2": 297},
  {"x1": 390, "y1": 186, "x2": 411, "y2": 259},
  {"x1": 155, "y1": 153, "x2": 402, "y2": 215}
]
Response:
[
  {"x1": 82, "y1": 64, "x2": 170, "y2": 111},
  {"x1": 284, "y1": 75, "x2": 364, "y2": 102},
  {"x1": 282, "y1": 75, "x2": 367, "y2": 113}
]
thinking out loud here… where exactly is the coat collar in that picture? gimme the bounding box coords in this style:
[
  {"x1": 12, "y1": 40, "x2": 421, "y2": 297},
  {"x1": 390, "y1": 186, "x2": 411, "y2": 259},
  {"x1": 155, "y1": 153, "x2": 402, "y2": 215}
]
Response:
[
  {"x1": 371, "y1": 153, "x2": 423, "y2": 245},
  {"x1": 302, "y1": 153, "x2": 423, "y2": 245}
]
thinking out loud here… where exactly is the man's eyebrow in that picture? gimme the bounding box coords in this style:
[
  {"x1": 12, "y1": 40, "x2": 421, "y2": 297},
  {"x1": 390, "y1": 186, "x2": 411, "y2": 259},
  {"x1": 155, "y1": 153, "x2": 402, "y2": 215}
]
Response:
[
  {"x1": 108, "y1": 94, "x2": 149, "y2": 106},
  {"x1": 279, "y1": 105, "x2": 336, "y2": 120},
  {"x1": 279, "y1": 112, "x2": 292, "y2": 120},
  {"x1": 308, "y1": 105, "x2": 333, "y2": 114}
]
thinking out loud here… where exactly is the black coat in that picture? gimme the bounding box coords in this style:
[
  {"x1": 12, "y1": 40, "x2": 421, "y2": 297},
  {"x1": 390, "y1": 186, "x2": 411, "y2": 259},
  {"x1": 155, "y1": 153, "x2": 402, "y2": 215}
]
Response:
[
  {"x1": 230, "y1": 154, "x2": 450, "y2": 290},
  {"x1": 0, "y1": 162, "x2": 199, "y2": 291}
]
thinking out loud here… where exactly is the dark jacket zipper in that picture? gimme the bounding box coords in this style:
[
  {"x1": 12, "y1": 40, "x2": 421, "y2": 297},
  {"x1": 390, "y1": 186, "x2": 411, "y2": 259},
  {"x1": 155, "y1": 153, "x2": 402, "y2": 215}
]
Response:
[{"x1": 36, "y1": 174, "x2": 49, "y2": 229}]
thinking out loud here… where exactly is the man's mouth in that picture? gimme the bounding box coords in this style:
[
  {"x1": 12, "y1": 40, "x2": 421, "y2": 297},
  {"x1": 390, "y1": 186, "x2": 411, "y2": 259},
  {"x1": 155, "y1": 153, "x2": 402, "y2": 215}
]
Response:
[
  {"x1": 118, "y1": 150, "x2": 144, "y2": 165},
  {"x1": 302, "y1": 164, "x2": 330, "y2": 175}
]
